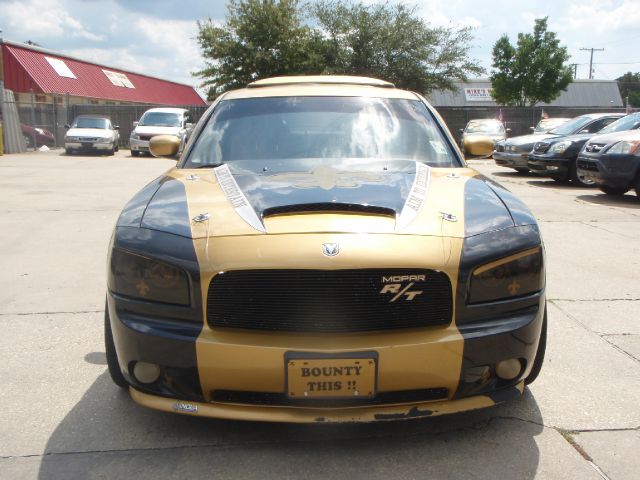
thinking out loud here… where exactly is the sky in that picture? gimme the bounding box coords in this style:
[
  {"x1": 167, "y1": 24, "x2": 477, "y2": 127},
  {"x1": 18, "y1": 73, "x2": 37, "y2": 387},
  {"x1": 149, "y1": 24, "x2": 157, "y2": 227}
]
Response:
[{"x1": 1, "y1": 0, "x2": 639, "y2": 92}]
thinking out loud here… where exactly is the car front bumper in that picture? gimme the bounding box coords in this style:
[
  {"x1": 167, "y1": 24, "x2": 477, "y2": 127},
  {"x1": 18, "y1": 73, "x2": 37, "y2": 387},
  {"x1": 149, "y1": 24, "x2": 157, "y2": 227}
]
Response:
[
  {"x1": 107, "y1": 287, "x2": 544, "y2": 423},
  {"x1": 528, "y1": 154, "x2": 569, "y2": 178},
  {"x1": 577, "y1": 153, "x2": 640, "y2": 189},
  {"x1": 65, "y1": 141, "x2": 113, "y2": 151},
  {"x1": 129, "y1": 138, "x2": 150, "y2": 152},
  {"x1": 492, "y1": 151, "x2": 530, "y2": 169}
]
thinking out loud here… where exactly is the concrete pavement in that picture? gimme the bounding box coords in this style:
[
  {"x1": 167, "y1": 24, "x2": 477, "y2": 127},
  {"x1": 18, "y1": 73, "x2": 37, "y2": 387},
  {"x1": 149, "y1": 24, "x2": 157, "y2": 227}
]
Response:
[{"x1": 0, "y1": 150, "x2": 638, "y2": 479}]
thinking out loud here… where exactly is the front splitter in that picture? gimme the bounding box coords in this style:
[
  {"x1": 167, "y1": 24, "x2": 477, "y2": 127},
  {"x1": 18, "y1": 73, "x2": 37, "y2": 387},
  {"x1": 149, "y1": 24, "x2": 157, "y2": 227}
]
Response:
[{"x1": 130, "y1": 382, "x2": 524, "y2": 423}]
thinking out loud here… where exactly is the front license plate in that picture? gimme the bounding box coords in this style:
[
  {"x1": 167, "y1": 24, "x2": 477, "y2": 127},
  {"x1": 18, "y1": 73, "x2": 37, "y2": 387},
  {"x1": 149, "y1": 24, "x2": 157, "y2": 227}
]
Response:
[{"x1": 286, "y1": 356, "x2": 376, "y2": 399}]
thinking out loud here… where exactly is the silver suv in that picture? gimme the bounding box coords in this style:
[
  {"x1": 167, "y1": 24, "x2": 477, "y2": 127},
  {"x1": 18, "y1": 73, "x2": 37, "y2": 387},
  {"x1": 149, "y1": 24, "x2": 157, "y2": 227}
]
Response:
[{"x1": 129, "y1": 108, "x2": 193, "y2": 157}]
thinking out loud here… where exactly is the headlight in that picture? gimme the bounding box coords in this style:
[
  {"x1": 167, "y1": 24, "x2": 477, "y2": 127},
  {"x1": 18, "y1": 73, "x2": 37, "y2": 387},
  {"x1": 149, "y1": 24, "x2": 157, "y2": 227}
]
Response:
[
  {"x1": 109, "y1": 248, "x2": 190, "y2": 305},
  {"x1": 131, "y1": 133, "x2": 140, "y2": 140},
  {"x1": 66, "y1": 136, "x2": 78, "y2": 142},
  {"x1": 548, "y1": 141, "x2": 572, "y2": 154},
  {"x1": 98, "y1": 136, "x2": 112, "y2": 143},
  {"x1": 606, "y1": 140, "x2": 640, "y2": 155},
  {"x1": 469, "y1": 246, "x2": 543, "y2": 303}
]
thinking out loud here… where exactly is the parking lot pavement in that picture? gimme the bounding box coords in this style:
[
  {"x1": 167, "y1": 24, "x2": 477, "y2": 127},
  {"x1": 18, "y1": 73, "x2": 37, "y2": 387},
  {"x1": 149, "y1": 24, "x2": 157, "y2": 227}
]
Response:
[{"x1": 0, "y1": 151, "x2": 638, "y2": 479}]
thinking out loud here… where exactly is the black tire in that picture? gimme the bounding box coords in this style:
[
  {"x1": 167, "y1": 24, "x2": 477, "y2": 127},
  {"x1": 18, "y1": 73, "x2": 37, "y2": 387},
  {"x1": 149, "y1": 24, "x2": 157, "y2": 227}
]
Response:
[
  {"x1": 105, "y1": 301, "x2": 128, "y2": 388},
  {"x1": 24, "y1": 135, "x2": 33, "y2": 149},
  {"x1": 108, "y1": 146, "x2": 115, "y2": 156},
  {"x1": 635, "y1": 175, "x2": 640, "y2": 199},
  {"x1": 65, "y1": 148, "x2": 72, "y2": 155},
  {"x1": 131, "y1": 150, "x2": 140, "y2": 157},
  {"x1": 599, "y1": 185, "x2": 628, "y2": 196},
  {"x1": 569, "y1": 159, "x2": 595, "y2": 186},
  {"x1": 514, "y1": 167, "x2": 529, "y2": 174},
  {"x1": 115, "y1": 143, "x2": 119, "y2": 152},
  {"x1": 525, "y1": 307, "x2": 547, "y2": 385}
]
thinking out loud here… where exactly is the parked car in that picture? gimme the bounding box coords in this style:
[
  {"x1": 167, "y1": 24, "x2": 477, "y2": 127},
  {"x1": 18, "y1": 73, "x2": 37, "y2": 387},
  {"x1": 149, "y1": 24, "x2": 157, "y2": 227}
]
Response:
[
  {"x1": 22, "y1": 124, "x2": 55, "y2": 148},
  {"x1": 105, "y1": 75, "x2": 547, "y2": 422},
  {"x1": 459, "y1": 119, "x2": 509, "y2": 157},
  {"x1": 577, "y1": 129, "x2": 640, "y2": 198},
  {"x1": 64, "y1": 115, "x2": 120, "y2": 155},
  {"x1": 494, "y1": 113, "x2": 624, "y2": 174},
  {"x1": 529, "y1": 118, "x2": 570, "y2": 134},
  {"x1": 129, "y1": 108, "x2": 193, "y2": 157},
  {"x1": 528, "y1": 113, "x2": 636, "y2": 185}
]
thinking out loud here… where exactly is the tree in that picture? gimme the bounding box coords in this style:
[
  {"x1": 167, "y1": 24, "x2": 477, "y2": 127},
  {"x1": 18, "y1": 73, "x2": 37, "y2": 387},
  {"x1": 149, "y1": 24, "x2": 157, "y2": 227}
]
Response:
[
  {"x1": 617, "y1": 72, "x2": 640, "y2": 107},
  {"x1": 490, "y1": 18, "x2": 573, "y2": 107},
  {"x1": 195, "y1": 0, "x2": 484, "y2": 98},
  {"x1": 195, "y1": 0, "x2": 325, "y2": 99},
  {"x1": 311, "y1": 1, "x2": 484, "y2": 93}
]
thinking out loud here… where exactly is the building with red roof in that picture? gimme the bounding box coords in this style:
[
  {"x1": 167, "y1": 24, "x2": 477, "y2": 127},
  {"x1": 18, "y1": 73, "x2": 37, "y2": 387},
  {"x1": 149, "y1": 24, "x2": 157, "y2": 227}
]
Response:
[{"x1": 1, "y1": 40, "x2": 206, "y2": 106}]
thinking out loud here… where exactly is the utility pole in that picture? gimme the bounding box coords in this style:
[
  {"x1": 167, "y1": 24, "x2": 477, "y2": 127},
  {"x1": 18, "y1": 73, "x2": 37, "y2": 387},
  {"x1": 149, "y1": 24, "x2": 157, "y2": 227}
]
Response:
[
  {"x1": 580, "y1": 47, "x2": 604, "y2": 79},
  {"x1": 569, "y1": 63, "x2": 578, "y2": 79}
]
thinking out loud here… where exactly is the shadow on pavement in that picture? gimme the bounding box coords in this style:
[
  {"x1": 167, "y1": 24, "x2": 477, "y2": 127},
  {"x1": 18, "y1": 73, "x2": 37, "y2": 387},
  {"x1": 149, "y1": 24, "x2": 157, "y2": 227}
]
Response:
[
  {"x1": 38, "y1": 372, "x2": 545, "y2": 479},
  {"x1": 576, "y1": 193, "x2": 640, "y2": 209},
  {"x1": 490, "y1": 171, "x2": 537, "y2": 179}
]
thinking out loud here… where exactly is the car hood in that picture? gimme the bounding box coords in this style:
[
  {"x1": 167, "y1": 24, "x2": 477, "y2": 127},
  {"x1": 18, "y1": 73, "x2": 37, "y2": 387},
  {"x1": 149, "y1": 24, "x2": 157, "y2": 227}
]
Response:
[
  {"x1": 463, "y1": 133, "x2": 505, "y2": 143},
  {"x1": 134, "y1": 125, "x2": 181, "y2": 135},
  {"x1": 587, "y1": 129, "x2": 640, "y2": 145},
  {"x1": 545, "y1": 133, "x2": 592, "y2": 145},
  {"x1": 505, "y1": 133, "x2": 558, "y2": 146},
  {"x1": 117, "y1": 159, "x2": 536, "y2": 239},
  {"x1": 66, "y1": 128, "x2": 112, "y2": 137}
]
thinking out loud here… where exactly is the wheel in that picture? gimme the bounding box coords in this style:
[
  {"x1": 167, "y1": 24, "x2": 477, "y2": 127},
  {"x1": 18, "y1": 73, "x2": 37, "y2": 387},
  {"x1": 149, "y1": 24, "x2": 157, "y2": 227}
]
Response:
[
  {"x1": 599, "y1": 185, "x2": 628, "y2": 196},
  {"x1": 131, "y1": 150, "x2": 140, "y2": 157},
  {"x1": 23, "y1": 135, "x2": 32, "y2": 149},
  {"x1": 525, "y1": 307, "x2": 547, "y2": 385},
  {"x1": 569, "y1": 159, "x2": 595, "y2": 186},
  {"x1": 115, "y1": 143, "x2": 119, "y2": 152},
  {"x1": 108, "y1": 145, "x2": 115, "y2": 156},
  {"x1": 514, "y1": 168, "x2": 529, "y2": 174},
  {"x1": 635, "y1": 174, "x2": 640, "y2": 198},
  {"x1": 105, "y1": 300, "x2": 128, "y2": 388},
  {"x1": 65, "y1": 148, "x2": 72, "y2": 155}
]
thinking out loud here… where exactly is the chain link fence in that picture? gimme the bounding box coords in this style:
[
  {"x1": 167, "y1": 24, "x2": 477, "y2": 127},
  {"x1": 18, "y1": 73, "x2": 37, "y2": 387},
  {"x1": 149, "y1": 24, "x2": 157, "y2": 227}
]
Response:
[{"x1": 1, "y1": 93, "x2": 629, "y2": 153}]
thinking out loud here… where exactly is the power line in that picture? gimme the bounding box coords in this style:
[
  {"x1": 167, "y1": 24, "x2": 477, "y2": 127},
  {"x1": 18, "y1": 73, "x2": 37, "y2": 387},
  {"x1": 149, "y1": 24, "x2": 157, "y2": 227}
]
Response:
[{"x1": 580, "y1": 47, "x2": 605, "y2": 79}]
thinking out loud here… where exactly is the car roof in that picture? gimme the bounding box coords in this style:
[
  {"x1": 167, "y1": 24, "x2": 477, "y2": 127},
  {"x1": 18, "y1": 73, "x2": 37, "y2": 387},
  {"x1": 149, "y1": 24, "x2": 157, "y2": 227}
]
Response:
[
  {"x1": 580, "y1": 112, "x2": 625, "y2": 120},
  {"x1": 143, "y1": 108, "x2": 188, "y2": 114},
  {"x1": 223, "y1": 75, "x2": 419, "y2": 100},
  {"x1": 74, "y1": 115, "x2": 110, "y2": 119}
]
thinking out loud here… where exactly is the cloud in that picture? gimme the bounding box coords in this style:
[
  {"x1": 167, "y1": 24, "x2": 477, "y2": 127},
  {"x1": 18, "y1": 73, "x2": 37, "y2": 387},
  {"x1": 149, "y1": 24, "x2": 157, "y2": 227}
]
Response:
[
  {"x1": 3, "y1": 0, "x2": 105, "y2": 41},
  {"x1": 561, "y1": 0, "x2": 640, "y2": 33}
]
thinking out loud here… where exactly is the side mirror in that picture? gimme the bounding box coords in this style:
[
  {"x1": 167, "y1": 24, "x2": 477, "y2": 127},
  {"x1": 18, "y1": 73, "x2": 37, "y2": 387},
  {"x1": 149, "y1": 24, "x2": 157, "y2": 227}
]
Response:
[
  {"x1": 459, "y1": 128, "x2": 464, "y2": 134},
  {"x1": 133, "y1": 121, "x2": 139, "y2": 127},
  {"x1": 529, "y1": 126, "x2": 535, "y2": 132},
  {"x1": 506, "y1": 128, "x2": 512, "y2": 133},
  {"x1": 64, "y1": 124, "x2": 70, "y2": 129},
  {"x1": 186, "y1": 123, "x2": 194, "y2": 129},
  {"x1": 114, "y1": 125, "x2": 120, "y2": 130},
  {"x1": 149, "y1": 135, "x2": 181, "y2": 159}
]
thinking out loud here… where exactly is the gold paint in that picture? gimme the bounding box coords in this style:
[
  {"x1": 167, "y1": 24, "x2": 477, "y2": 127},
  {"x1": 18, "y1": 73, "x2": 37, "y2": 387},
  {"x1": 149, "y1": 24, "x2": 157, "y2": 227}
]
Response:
[
  {"x1": 129, "y1": 382, "x2": 524, "y2": 423},
  {"x1": 473, "y1": 246, "x2": 542, "y2": 276},
  {"x1": 264, "y1": 166, "x2": 386, "y2": 191},
  {"x1": 149, "y1": 135, "x2": 180, "y2": 158}
]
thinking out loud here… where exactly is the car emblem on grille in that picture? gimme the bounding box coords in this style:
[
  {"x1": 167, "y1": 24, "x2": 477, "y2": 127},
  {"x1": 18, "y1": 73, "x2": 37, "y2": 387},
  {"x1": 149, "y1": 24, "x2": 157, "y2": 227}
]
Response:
[{"x1": 322, "y1": 243, "x2": 340, "y2": 256}]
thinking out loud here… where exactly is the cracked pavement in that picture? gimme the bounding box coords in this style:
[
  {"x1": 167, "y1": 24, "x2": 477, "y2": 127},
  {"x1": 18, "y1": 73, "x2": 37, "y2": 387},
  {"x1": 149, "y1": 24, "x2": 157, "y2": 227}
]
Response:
[{"x1": 0, "y1": 151, "x2": 638, "y2": 479}]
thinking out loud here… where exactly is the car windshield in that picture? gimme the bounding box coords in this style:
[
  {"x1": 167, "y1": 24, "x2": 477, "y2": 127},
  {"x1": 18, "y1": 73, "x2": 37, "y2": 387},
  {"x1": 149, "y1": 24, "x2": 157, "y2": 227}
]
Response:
[
  {"x1": 73, "y1": 117, "x2": 109, "y2": 129},
  {"x1": 534, "y1": 118, "x2": 568, "y2": 132},
  {"x1": 464, "y1": 121, "x2": 504, "y2": 134},
  {"x1": 598, "y1": 113, "x2": 640, "y2": 134},
  {"x1": 185, "y1": 97, "x2": 460, "y2": 168},
  {"x1": 139, "y1": 112, "x2": 181, "y2": 127},
  {"x1": 549, "y1": 116, "x2": 594, "y2": 135}
]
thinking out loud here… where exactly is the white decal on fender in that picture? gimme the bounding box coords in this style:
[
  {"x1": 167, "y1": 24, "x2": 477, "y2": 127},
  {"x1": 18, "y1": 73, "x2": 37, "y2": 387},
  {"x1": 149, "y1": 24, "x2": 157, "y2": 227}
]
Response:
[
  {"x1": 213, "y1": 164, "x2": 266, "y2": 233},
  {"x1": 395, "y1": 162, "x2": 431, "y2": 231}
]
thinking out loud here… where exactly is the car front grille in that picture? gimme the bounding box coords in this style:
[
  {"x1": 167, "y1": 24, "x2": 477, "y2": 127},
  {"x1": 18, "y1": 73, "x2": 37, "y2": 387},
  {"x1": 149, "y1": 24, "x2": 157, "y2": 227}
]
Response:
[
  {"x1": 577, "y1": 159, "x2": 599, "y2": 171},
  {"x1": 206, "y1": 269, "x2": 453, "y2": 332},
  {"x1": 533, "y1": 142, "x2": 549, "y2": 153},
  {"x1": 585, "y1": 143, "x2": 606, "y2": 153}
]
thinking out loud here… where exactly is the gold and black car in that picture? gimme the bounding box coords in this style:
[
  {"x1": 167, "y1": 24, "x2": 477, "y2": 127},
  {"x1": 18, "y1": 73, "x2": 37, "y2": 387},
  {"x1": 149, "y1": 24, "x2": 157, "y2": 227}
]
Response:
[{"x1": 105, "y1": 76, "x2": 546, "y2": 423}]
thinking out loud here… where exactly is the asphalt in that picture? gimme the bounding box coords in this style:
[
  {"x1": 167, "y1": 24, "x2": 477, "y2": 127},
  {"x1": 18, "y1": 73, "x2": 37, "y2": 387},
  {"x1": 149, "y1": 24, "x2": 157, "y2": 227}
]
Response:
[{"x1": 0, "y1": 150, "x2": 638, "y2": 479}]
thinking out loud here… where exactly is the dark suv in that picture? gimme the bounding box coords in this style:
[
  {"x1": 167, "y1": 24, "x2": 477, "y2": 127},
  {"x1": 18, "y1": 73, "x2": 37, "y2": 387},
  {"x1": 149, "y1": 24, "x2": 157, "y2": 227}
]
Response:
[{"x1": 527, "y1": 113, "x2": 626, "y2": 185}]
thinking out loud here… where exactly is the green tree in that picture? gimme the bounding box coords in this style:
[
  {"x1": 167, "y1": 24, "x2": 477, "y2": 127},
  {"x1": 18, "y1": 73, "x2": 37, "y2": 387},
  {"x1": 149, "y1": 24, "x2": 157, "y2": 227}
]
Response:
[
  {"x1": 617, "y1": 72, "x2": 640, "y2": 107},
  {"x1": 195, "y1": 0, "x2": 484, "y2": 98},
  {"x1": 311, "y1": 1, "x2": 484, "y2": 93},
  {"x1": 195, "y1": 0, "x2": 325, "y2": 99},
  {"x1": 490, "y1": 18, "x2": 572, "y2": 106}
]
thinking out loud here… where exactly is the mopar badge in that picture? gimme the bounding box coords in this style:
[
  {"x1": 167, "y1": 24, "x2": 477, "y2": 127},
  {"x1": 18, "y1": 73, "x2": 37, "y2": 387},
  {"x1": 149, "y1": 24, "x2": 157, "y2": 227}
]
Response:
[
  {"x1": 322, "y1": 243, "x2": 340, "y2": 257},
  {"x1": 173, "y1": 402, "x2": 198, "y2": 414}
]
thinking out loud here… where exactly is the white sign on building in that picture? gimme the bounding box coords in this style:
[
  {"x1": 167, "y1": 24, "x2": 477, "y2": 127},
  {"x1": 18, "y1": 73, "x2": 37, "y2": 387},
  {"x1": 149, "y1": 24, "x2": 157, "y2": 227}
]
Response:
[{"x1": 464, "y1": 88, "x2": 493, "y2": 102}]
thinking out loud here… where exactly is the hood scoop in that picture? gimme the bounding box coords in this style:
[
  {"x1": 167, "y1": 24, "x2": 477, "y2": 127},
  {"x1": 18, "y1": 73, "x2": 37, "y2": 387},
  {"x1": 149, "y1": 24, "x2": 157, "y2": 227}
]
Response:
[{"x1": 262, "y1": 202, "x2": 397, "y2": 218}]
